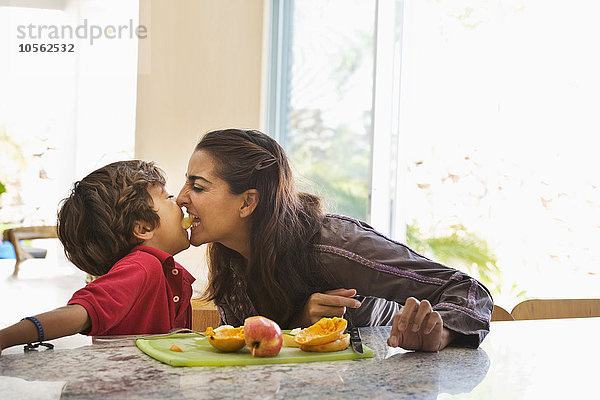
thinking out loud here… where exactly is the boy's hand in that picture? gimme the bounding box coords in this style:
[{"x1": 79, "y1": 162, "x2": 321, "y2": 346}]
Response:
[{"x1": 0, "y1": 305, "x2": 90, "y2": 355}]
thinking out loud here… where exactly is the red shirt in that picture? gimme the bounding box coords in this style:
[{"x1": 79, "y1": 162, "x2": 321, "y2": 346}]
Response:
[{"x1": 68, "y1": 246, "x2": 195, "y2": 336}]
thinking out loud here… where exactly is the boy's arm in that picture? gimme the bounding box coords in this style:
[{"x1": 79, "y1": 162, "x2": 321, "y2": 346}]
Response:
[{"x1": 0, "y1": 304, "x2": 90, "y2": 355}]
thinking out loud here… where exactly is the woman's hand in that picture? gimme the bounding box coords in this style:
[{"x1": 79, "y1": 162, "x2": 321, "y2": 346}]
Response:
[
  {"x1": 292, "y1": 288, "x2": 362, "y2": 328},
  {"x1": 387, "y1": 297, "x2": 455, "y2": 352}
]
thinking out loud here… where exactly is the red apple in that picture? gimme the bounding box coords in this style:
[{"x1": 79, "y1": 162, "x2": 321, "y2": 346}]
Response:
[{"x1": 243, "y1": 316, "x2": 283, "y2": 357}]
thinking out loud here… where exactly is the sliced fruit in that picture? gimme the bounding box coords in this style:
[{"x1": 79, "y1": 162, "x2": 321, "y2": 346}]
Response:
[
  {"x1": 214, "y1": 325, "x2": 234, "y2": 332},
  {"x1": 289, "y1": 328, "x2": 301, "y2": 335},
  {"x1": 300, "y1": 333, "x2": 350, "y2": 352},
  {"x1": 205, "y1": 326, "x2": 245, "y2": 352},
  {"x1": 169, "y1": 344, "x2": 183, "y2": 352},
  {"x1": 181, "y1": 216, "x2": 194, "y2": 229},
  {"x1": 282, "y1": 333, "x2": 301, "y2": 348},
  {"x1": 294, "y1": 317, "x2": 348, "y2": 346}
]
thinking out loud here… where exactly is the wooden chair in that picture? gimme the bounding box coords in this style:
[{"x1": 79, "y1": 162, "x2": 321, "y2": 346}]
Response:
[
  {"x1": 511, "y1": 299, "x2": 600, "y2": 320},
  {"x1": 491, "y1": 305, "x2": 514, "y2": 321},
  {"x1": 2, "y1": 225, "x2": 58, "y2": 276},
  {"x1": 191, "y1": 298, "x2": 220, "y2": 332}
]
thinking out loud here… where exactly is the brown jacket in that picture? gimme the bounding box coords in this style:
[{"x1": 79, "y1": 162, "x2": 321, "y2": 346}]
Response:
[
  {"x1": 217, "y1": 214, "x2": 493, "y2": 347},
  {"x1": 316, "y1": 214, "x2": 493, "y2": 347}
]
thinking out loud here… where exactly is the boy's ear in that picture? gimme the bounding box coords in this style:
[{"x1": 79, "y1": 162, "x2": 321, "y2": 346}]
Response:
[
  {"x1": 240, "y1": 189, "x2": 259, "y2": 218},
  {"x1": 133, "y1": 221, "x2": 154, "y2": 241}
]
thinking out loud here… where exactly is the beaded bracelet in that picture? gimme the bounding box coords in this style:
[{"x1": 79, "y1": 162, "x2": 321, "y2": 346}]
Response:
[{"x1": 21, "y1": 316, "x2": 54, "y2": 351}]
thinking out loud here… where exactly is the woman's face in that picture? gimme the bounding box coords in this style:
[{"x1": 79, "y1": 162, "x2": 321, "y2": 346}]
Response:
[{"x1": 177, "y1": 150, "x2": 248, "y2": 248}]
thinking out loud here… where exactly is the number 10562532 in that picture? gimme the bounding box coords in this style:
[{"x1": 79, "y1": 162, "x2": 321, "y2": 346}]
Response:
[{"x1": 18, "y1": 43, "x2": 75, "y2": 53}]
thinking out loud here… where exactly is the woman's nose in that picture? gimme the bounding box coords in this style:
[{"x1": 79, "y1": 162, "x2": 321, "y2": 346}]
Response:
[{"x1": 176, "y1": 187, "x2": 187, "y2": 207}]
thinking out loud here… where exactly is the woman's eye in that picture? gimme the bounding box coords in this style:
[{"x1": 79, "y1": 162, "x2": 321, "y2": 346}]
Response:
[
  {"x1": 192, "y1": 186, "x2": 204, "y2": 193},
  {"x1": 167, "y1": 195, "x2": 175, "y2": 199}
]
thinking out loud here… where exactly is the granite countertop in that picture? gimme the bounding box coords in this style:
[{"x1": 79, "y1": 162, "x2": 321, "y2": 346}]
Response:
[{"x1": 1, "y1": 319, "x2": 598, "y2": 399}]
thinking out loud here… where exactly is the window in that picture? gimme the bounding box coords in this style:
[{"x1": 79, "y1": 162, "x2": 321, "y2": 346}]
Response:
[
  {"x1": 0, "y1": 0, "x2": 138, "y2": 228},
  {"x1": 267, "y1": 0, "x2": 600, "y2": 304},
  {"x1": 399, "y1": 0, "x2": 600, "y2": 303},
  {"x1": 267, "y1": 0, "x2": 378, "y2": 222}
]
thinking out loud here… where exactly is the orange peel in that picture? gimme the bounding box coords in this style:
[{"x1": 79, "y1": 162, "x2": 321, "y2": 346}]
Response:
[
  {"x1": 205, "y1": 326, "x2": 245, "y2": 352},
  {"x1": 300, "y1": 333, "x2": 350, "y2": 352},
  {"x1": 294, "y1": 317, "x2": 347, "y2": 346}
]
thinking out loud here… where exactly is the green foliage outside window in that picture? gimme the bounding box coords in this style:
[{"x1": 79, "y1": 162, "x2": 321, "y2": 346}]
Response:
[
  {"x1": 289, "y1": 119, "x2": 370, "y2": 221},
  {"x1": 406, "y1": 223, "x2": 526, "y2": 299}
]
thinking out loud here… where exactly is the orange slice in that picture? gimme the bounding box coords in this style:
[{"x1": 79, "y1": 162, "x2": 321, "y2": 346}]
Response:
[
  {"x1": 181, "y1": 216, "x2": 194, "y2": 229},
  {"x1": 169, "y1": 344, "x2": 183, "y2": 352},
  {"x1": 282, "y1": 334, "x2": 300, "y2": 348}
]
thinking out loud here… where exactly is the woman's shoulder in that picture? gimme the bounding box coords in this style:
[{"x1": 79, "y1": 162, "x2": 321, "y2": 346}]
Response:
[
  {"x1": 322, "y1": 214, "x2": 374, "y2": 229},
  {"x1": 320, "y1": 214, "x2": 378, "y2": 242},
  {"x1": 318, "y1": 214, "x2": 416, "y2": 257}
]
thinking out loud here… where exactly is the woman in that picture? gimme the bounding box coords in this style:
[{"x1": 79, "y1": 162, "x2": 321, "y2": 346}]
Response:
[{"x1": 177, "y1": 129, "x2": 493, "y2": 351}]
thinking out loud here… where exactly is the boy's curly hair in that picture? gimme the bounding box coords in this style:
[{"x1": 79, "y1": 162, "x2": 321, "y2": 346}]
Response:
[{"x1": 57, "y1": 160, "x2": 166, "y2": 276}]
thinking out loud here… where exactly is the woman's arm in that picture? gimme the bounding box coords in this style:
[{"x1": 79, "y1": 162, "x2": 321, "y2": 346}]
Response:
[
  {"x1": 0, "y1": 304, "x2": 90, "y2": 355},
  {"x1": 294, "y1": 289, "x2": 456, "y2": 351},
  {"x1": 316, "y1": 215, "x2": 494, "y2": 349},
  {"x1": 387, "y1": 297, "x2": 456, "y2": 351}
]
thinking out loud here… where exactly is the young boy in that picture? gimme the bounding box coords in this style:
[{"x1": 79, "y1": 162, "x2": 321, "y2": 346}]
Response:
[{"x1": 0, "y1": 160, "x2": 193, "y2": 354}]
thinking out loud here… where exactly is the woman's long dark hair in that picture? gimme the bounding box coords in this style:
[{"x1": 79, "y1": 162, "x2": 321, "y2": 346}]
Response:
[{"x1": 197, "y1": 129, "x2": 334, "y2": 326}]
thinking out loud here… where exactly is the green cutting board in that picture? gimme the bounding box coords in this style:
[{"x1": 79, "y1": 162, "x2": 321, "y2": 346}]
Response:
[{"x1": 136, "y1": 332, "x2": 373, "y2": 367}]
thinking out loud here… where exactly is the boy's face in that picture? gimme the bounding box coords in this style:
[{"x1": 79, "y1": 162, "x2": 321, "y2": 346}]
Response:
[{"x1": 143, "y1": 185, "x2": 190, "y2": 255}]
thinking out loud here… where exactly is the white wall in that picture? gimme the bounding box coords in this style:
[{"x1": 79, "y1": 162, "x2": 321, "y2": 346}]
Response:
[
  {"x1": 135, "y1": 0, "x2": 265, "y2": 292},
  {"x1": 66, "y1": 0, "x2": 139, "y2": 179}
]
